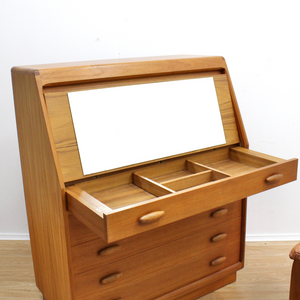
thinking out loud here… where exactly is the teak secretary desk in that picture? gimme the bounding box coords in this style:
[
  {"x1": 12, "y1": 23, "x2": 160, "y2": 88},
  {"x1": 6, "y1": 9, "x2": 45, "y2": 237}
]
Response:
[{"x1": 12, "y1": 55, "x2": 298, "y2": 300}]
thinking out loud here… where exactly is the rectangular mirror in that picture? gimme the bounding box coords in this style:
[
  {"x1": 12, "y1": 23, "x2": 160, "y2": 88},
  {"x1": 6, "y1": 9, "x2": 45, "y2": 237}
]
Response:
[{"x1": 68, "y1": 77, "x2": 226, "y2": 175}]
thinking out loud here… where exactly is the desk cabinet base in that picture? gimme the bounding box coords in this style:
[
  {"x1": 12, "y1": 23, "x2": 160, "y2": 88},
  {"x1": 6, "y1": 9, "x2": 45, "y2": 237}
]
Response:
[
  {"x1": 11, "y1": 55, "x2": 297, "y2": 299},
  {"x1": 69, "y1": 201, "x2": 244, "y2": 300}
]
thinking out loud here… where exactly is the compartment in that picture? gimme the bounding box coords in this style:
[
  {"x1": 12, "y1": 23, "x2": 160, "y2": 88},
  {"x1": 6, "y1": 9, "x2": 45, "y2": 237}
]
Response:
[
  {"x1": 196, "y1": 146, "x2": 286, "y2": 176},
  {"x1": 66, "y1": 145, "x2": 297, "y2": 243},
  {"x1": 134, "y1": 159, "x2": 230, "y2": 192},
  {"x1": 73, "y1": 154, "x2": 231, "y2": 212}
]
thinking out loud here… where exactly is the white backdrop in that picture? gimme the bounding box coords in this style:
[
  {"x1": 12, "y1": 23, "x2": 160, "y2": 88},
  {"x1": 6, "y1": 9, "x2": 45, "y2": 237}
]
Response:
[{"x1": 1, "y1": 0, "x2": 299, "y2": 240}]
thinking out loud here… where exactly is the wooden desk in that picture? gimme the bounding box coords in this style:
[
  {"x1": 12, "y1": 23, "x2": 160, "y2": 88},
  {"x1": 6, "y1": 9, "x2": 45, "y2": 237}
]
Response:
[{"x1": 12, "y1": 55, "x2": 297, "y2": 299}]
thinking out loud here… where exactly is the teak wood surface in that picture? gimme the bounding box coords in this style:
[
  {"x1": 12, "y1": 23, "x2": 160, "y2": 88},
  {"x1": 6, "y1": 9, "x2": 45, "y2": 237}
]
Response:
[
  {"x1": 11, "y1": 55, "x2": 298, "y2": 300},
  {"x1": 0, "y1": 240, "x2": 295, "y2": 300},
  {"x1": 289, "y1": 242, "x2": 300, "y2": 300}
]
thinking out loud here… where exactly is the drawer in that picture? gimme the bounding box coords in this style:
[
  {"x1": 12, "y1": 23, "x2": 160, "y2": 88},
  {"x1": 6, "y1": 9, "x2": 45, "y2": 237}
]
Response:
[
  {"x1": 72, "y1": 216, "x2": 241, "y2": 274},
  {"x1": 74, "y1": 240, "x2": 241, "y2": 300},
  {"x1": 66, "y1": 146, "x2": 297, "y2": 243},
  {"x1": 68, "y1": 199, "x2": 242, "y2": 246}
]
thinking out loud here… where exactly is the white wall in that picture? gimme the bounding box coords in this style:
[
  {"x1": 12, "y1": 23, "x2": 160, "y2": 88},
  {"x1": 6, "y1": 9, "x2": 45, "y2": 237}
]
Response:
[{"x1": 1, "y1": 0, "x2": 299, "y2": 240}]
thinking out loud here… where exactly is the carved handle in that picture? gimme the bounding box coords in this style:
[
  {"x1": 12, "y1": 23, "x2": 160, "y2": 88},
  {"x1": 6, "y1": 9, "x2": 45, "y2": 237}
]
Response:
[
  {"x1": 139, "y1": 211, "x2": 165, "y2": 224},
  {"x1": 266, "y1": 173, "x2": 283, "y2": 184},
  {"x1": 100, "y1": 272, "x2": 122, "y2": 284},
  {"x1": 98, "y1": 245, "x2": 121, "y2": 256},
  {"x1": 211, "y1": 208, "x2": 228, "y2": 218},
  {"x1": 211, "y1": 233, "x2": 228, "y2": 243},
  {"x1": 210, "y1": 256, "x2": 226, "y2": 266}
]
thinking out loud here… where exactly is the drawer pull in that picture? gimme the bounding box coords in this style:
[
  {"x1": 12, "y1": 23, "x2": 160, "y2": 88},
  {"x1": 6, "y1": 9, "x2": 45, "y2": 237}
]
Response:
[
  {"x1": 211, "y1": 233, "x2": 228, "y2": 243},
  {"x1": 98, "y1": 245, "x2": 121, "y2": 256},
  {"x1": 100, "y1": 272, "x2": 122, "y2": 284},
  {"x1": 139, "y1": 211, "x2": 165, "y2": 224},
  {"x1": 211, "y1": 208, "x2": 228, "y2": 218},
  {"x1": 210, "y1": 256, "x2": 226, "y2": 266},
  {"x1": 266, "y1": 173, "x2": 283, "y2": 184}
]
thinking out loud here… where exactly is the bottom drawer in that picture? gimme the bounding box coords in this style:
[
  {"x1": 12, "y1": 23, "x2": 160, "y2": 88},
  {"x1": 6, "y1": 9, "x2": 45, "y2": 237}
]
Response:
[{"x1": 74, "y1": 241, "x2": 241, "y2": 300}]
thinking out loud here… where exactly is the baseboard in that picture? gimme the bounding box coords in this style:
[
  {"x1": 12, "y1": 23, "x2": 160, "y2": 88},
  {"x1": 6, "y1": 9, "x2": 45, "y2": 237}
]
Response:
[
  {"x1": 1, "y1": 233, "x2": 299, "y2": 242},
  {"x1": 246, "y1": 234, "x2": 300, "y2": 242},
  {"x1": 0, "y1": 233, "x2": 30, "y2": 240}
]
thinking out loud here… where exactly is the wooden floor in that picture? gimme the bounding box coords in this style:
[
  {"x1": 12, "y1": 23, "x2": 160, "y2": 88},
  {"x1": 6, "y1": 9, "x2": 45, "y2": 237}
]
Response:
[{"x1": 0, "y1": 240, "x2": 294, "y2": 299}]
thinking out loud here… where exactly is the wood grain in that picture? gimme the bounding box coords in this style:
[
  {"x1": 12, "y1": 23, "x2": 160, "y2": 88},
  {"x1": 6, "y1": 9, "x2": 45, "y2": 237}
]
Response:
[
  {"x1": 289, "y1": 242, "x2": 300, "y2": 300},
  {"x1": 0, "y1": 241, "x2": 294, "y2": 300},
  {"x1": 18, "y1": 55, "x2": 228, "y2": 86},
  {"x1": 290, "y1": 260, "x2": 300, "y2": 300},
  {"x1": 74, "y1": 241, "x2": 241, "y2": 299},
  {"x1": 44, "y1": 72, "x2": 240, "y2": 183},
  {"x1": 12, "y1": 70, "x2": 73, "y2": 300},
  {"x1": 70, "y1": 201, "x2": 242, "y2": 274},
  {"x1": 201, "y1": 242, "x2": 294, "y2": 300},
  {"x1": 104, "y1": 158, "x2": 297, "y2": 242},
  {"x1": 12, "y1": 56, "x2": 297, "y2": 300}
]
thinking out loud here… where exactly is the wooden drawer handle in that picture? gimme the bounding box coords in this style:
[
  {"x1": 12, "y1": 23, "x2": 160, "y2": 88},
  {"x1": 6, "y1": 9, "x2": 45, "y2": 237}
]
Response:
[
  {"x1": 139, "y1": 211, "x2": 165, "y2": 224},
  {"x1": 210, "y1": 256, "x2": 226, "y2": 266},
  {"x1": 100, "y1": 272, "x2": 122, "y2": 284},
  {"x1": 98, "y1": 245, "x2": 121, "y2": 256},
  {"x1": 266, "y1": 173, "x2": 283, "y2": 184},
  {"x1": 211, "y1": 208, "x2": 228, "y2": 218},
  {"x1": 211, "y1": 233, "x2": 228, "y2": 243}
]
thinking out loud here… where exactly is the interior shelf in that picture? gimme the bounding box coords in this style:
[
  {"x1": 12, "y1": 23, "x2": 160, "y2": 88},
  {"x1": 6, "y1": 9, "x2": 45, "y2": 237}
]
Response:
[{"x1": 73, "y1": 146, "x2": 282, "y2": 211}]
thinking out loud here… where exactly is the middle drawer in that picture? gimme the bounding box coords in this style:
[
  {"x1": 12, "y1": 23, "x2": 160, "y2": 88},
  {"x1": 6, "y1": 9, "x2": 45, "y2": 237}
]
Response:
[{"x1": 71, "y1": 216, "x2": 241, "y2": 275}]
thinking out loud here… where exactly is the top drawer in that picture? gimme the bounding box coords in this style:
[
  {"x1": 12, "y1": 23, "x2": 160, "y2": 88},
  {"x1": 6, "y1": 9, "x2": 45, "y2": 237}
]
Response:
[{"x1": 66, "y1": 146, "x2": 297, "y2": 243}]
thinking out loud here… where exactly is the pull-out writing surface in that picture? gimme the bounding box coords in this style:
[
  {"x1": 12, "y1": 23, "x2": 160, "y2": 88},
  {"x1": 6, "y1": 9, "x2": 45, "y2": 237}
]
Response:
[{"x1": 12, "y1": 55, "x2": 297, "y2": 300}]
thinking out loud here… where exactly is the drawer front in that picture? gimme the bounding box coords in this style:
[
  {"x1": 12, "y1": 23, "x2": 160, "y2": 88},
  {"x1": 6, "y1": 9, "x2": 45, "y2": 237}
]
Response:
[
  {"x1": 74, "y1": 219, "x2": 241, "y2": 294},
  {"x1": 71, "y1": 201, "x2": 242, "y2": 273},
  {"x1": 74, "y1": 241, "x2": 241, "y2": 300},
  {"x1": 69, "y1": 199, "x2": 242, "y2": 247},
  {"x1": 104, "y1": 158, "x2": 297, "y2": 242}
]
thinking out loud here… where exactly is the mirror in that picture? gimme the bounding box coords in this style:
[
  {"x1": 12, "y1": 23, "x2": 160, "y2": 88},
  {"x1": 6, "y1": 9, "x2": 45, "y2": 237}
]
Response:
[{"x1": 68, "y1": 77, "x2": 226, "y2": 175}]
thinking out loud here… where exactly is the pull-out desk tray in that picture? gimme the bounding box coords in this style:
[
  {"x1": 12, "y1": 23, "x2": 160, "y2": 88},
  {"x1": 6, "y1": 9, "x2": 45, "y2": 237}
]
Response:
[
  {"x1": 66, "y1": 146, "x2": 297, "y2": 243},
  {"x1": 12, "y1": 55, "x2": 297, "y2": 300}
]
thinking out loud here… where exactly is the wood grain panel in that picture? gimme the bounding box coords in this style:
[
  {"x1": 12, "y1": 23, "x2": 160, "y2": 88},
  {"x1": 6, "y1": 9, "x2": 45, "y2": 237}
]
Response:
[
  {"x1": 45, "y1": 92, "x2": 83, "y2": 181},
  {"x1": 72, "y1": 217, "x2": 241, "y2": 275},
  {"x1": 28, "y1": 55, "x2": 228, "y2": 86},
  {"x1": 68, "y1": 200, "x2": 242, "y2": 247},
  {"x1": 12, "y1": 70, "x2": 73, "y2": 300},
  {"x1": 74, "y1": 241, "x2": 241, "y2": 299}
]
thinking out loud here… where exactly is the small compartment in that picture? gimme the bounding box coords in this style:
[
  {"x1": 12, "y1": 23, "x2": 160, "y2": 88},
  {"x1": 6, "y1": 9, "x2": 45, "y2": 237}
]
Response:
[
  {"x1": 74, "y1": 172, "x2": 159, "y2": 211},
  {"x1": 135, "y1": 159, "x2": 230, "y2": 192},
  {"x1": 192, "y1": 147, "x2": 284, "y2": 176},
  {"x1": 75, "y1": 157, "x2": 231, "y2": 211}
]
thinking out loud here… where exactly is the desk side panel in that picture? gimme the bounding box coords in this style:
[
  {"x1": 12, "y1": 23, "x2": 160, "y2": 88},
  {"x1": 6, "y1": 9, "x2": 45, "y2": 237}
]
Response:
[{"x1": 12, "y1": 69, "x2": 73, "y2": 300}]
